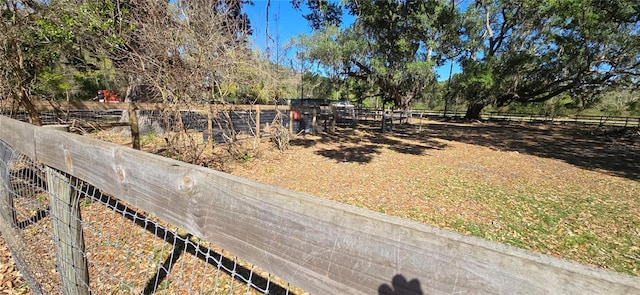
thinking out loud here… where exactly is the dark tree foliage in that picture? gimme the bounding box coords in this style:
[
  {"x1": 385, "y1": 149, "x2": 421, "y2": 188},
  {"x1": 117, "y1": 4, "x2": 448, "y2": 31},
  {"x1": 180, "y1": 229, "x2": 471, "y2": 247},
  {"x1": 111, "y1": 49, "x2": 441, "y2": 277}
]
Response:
[
  {"x1": 453, "y1": 0, "x2": 640, "y2": 119},
  {"x1": 291, "y1": 0, "x2": 342, "y2": 30},
  {"x1": 296, "y1": 0, "x2": 458, "y2": 110}
]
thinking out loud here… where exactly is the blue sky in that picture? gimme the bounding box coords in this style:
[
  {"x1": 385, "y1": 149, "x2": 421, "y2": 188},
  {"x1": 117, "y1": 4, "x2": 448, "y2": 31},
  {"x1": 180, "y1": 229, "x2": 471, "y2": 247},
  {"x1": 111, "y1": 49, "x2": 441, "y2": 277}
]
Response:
[
  {"x1": 243, "y1": 1, "x2": 460, "y2": 81},
  {"x1": 243, "y1": 1, "x2": 315, "y2": 52}
]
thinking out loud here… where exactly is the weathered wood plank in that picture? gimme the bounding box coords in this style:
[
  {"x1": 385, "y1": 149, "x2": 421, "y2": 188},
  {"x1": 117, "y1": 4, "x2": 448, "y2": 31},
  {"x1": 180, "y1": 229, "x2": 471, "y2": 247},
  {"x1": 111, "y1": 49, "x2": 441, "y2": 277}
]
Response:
[
  {"x1": 0, "y1": 115, "x2": 633, "y2": 294},
  {"x1": 0, "y1": 141, "x2": 15, "y2": 226},
  {"x1": 207, "y1": 109, "x2": 213, "y2": 148},
  {"x1": 46, "y1": 167, "x2": 90, "y2": 295},
  {"x1": 0, "y1": 116, "x2": 37, "y2": 160},
  {"x1": 127, "y1": 103, "x2": 140, "y2": 150},
  {"x1": 256, "y1": 105, "x2": 261, "y2": 138}
]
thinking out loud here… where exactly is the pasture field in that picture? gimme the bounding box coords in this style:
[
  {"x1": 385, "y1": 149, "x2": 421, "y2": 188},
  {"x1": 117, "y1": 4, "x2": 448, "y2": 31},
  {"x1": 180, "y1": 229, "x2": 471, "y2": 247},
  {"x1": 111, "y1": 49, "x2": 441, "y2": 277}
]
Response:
[
  {"x1": 2, "y1": 119, "x2": 638, "y2": 295},
  {"x1": 230, "y1": 120, "x2": 640, "y2": 276}
]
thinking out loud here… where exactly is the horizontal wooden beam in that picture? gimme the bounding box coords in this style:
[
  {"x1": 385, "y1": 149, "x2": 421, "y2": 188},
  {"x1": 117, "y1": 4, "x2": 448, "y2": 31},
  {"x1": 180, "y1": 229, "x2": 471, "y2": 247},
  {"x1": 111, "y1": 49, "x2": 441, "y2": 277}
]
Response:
[
  {"x1": 0, "y1": 115, "x2": 37, "y2": 160},
  {"x1": 1, "y1": 115, "x2": 638, "y2": 294},
  {"x1": 0, "y1": 100, "x2": 290, "y2": 112}
]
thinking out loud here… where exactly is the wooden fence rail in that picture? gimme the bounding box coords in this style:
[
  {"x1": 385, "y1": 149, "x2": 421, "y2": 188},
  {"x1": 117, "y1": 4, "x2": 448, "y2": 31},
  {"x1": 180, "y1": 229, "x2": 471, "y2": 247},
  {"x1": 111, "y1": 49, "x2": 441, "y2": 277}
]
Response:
[
  {"x1": 0, "y1": 100, "x2": 291, "y2": 112},
  {"x1": 1, "y1": 115, "x2": 639, "y2": 294},
  {"x1": 410, "y1": 110, "x2": 640, "y2": 127},
  {"x1": 5, "y1": 101, "x2": 638, "y2": 139}
]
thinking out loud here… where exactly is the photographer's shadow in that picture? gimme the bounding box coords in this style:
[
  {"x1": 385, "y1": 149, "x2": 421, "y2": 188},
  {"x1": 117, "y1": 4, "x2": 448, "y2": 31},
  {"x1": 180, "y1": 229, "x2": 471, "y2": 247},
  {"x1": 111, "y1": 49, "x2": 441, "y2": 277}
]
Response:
[{"x1": 379, "y1": 274, "x2": 423, "y2": 295}]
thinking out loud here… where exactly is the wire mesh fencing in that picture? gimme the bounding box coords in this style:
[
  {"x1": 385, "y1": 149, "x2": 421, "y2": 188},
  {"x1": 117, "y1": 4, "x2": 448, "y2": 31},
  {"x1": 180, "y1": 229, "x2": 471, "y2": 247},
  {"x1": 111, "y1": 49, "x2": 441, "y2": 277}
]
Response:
[
  {"x1": 0, "y1": 109, "x2": 125, "y2": 127},
  {"x1": 0, "y1": 139, "x2": 298, "y2": 294},
  {"x1": 135, "y1": 108, "x2": 291, "y2": 143},
  {"x1": 0, "y1": 103, "x2": 295, "y2": 147}
]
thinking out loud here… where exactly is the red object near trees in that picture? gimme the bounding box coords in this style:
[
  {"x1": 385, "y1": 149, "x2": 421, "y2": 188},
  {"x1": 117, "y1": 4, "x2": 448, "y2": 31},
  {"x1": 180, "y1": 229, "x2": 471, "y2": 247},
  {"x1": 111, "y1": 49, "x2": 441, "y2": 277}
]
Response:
[
  {"x1": 95, "y1": 90, "x2": 121, "y2": 102},
  {"x1": 291, "y1": 110, "x2": 301, "y2": 121}
]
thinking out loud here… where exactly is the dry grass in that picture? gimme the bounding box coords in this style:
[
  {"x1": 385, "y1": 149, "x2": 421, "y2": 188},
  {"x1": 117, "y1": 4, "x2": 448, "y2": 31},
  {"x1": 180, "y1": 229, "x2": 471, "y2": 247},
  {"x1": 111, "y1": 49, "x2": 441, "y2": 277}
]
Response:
[
  {"x1": 230, "y1": 119, "x2": 640, "y2": 276},
  {"x1": 0, "y1": 233, "x2": 30, "y2": 294}
]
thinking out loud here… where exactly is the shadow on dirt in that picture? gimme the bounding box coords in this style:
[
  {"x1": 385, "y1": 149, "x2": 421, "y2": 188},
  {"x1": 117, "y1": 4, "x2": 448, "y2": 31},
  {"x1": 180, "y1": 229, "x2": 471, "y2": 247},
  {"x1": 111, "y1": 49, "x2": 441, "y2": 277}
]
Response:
[
  {"x1": 290, "y1": 118, "x2": 639, "y2": 181},
  {"x1": 421, "y1": 120, "x2": 640, "y2": 181},
  {"x1": 289, "y1": 121, "x2": 448, "y2": 164}
]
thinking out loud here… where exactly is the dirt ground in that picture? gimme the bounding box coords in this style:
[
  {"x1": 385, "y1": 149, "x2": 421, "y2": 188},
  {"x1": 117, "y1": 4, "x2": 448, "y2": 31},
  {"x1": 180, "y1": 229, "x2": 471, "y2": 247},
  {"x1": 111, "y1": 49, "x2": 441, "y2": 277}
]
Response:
[
  {"x1": 1, "y1": 119, "x2": 639, "y2": 293},
  {"x1": 230, "y1": 120, "x2": 640, "y2": 275},
  {"x1": 0, "y1": 232, "x2": 29, "y2": 294}
]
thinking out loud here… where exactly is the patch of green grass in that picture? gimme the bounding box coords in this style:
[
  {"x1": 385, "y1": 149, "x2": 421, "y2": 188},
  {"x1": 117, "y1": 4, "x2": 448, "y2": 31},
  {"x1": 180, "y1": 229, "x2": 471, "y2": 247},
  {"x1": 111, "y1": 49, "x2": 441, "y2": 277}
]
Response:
[
  {"x1": 451, "y1": 218, "x2": 487, "y2": 238},
  {"x1": 418, "y1": 183, "x2": 639, "y2": 275},
  {"x1": 115, "y1": 283, "x2": 134, "y2": 293},
  {"x1": 140, "y1": 131, "x2": 160, "y2": 146}
]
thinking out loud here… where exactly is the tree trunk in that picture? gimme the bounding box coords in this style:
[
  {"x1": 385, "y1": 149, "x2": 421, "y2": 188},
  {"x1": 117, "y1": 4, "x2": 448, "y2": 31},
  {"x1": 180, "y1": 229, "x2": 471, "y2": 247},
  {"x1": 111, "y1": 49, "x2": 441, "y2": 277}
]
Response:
[
  {"x1": 10, "y1": 97, "x2": 19, "y2": 120},
  {"x1": 17, "y1": 89, "x2": 41, "y2": 126},
  {"x1": 14, "y1": 39, "x2": 41, "y2": 126},
  {"x1": 465, "y1": 103, "x2": 485, "y2": 120}
]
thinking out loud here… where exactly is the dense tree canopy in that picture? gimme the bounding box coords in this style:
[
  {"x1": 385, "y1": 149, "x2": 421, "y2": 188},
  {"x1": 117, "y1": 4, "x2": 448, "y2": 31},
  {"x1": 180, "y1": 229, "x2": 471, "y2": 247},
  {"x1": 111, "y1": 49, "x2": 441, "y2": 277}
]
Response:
[
  {"x1": 1, "y1": 0, "x2": 80, "y2": 124},
  {"x1": 295, "y1": 0, "x2": 458, "y2": 110},
  {"x1": 452, "y1": 0, "x2": 640, "y2": 118},
  {"x1": 1, "y1": 1, "x2": 266, "y2": 109},
  {"x1": 293, "y1": 0, "x2": 639, "y2": 118}
]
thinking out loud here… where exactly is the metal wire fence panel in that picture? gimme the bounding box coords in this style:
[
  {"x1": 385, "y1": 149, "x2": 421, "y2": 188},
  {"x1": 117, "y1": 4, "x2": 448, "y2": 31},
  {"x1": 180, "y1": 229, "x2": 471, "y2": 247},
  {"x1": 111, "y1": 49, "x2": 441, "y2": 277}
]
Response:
[
  {"x1": 0, "y1": 139, "x2": 296, "y2": 294},
  {"x1": 1, "y1": 141, "x2": 62, "y2": 293},
  {"x1": 0, "y1": 105, "x2": 294, "y2": 146},
  {"x1": 0, "y1": 109, "x2": 125, "y2": 126}
]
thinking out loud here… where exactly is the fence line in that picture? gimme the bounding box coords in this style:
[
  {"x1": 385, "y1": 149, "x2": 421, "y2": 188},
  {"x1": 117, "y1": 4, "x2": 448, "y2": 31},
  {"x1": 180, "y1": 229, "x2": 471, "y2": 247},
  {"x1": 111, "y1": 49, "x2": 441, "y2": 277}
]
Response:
[
  {"x1": 0, "y1": 101, "x2": 342, "y2": 140},
  {"x1": 0, "y1": 100, "x2": 290, "y2": 112},
  {"x1": 2, "y1": 115, "x2": 640, "y2": 294},
  {"x1": 3, "y1": 100, "x2": 640, "y2": 129},
  {"x1": 409, "y1": 110, "x2": 640, "y2": 127}
]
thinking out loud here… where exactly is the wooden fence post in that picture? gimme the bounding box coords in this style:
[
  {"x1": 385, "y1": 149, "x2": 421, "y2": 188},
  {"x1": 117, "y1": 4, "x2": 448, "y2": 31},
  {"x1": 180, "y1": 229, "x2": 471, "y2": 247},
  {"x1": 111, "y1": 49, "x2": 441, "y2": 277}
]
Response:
[
  {"x1": 46, "y1": 167, "x2": 90, "y2": 295},
  {"x1": 255, "y1": 105, "x2": 261, "y2": 139},
  {"x1": 350, "y1": 108, "x2": 357, "y2": 127},
  {"x1": 128, "y1": 103, "x2": 140, "y2": 150},
  {"x1": 311, "y1": 107, "x2": 317, "y2": 134},
  {"x1": 0, "y1": 175, "x2": 12, "y2": 225},
  {"x1": 207, "y1": 107, "x2": 214, "y2": 149},
  {"x1": 331, "y1": 113, "x2": 336, "y2": 134},
  {"x1": 0, "y1": 144, "x2": 15, "y2": 226},
  {"x1": 381, "y1": 111, "x2": 386, "y2": 132}
]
